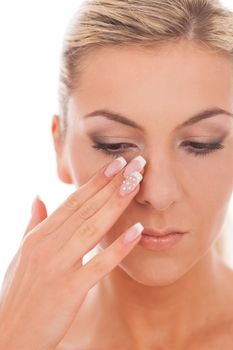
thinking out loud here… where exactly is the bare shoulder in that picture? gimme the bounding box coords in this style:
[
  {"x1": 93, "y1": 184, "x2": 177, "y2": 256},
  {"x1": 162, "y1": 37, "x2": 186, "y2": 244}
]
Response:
[
  {"x1": 56, "y1": 262, "x2": 233, "y2": 350},
  {"x1": 188, "y1": 262, "x2": 233, "y2": 350},
  {"x1": 187, "y1": 319, "x2": 233, "y2": 350}
]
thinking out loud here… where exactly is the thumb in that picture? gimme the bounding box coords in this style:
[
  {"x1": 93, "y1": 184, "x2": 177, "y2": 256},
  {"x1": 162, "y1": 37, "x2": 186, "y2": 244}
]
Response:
[{"x1": 23, "y1": 195, "x2": 48, "y2": 237}]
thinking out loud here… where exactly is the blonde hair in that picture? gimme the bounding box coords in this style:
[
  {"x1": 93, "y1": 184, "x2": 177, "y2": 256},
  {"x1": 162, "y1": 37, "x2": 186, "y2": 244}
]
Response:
[{"x1": 57, "y1": 0, "x2": 233, "y2": 262}]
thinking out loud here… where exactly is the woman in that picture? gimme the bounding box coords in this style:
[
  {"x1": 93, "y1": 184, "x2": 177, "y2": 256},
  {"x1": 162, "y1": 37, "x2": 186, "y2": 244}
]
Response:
[{"x1": 1, "y1": 0, "x2": 233, "y2": 348}]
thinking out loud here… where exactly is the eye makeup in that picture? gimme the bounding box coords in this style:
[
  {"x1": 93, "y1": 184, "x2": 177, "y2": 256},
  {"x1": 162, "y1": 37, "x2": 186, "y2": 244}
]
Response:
[
  {"x1": 89, "y1": 135, "x2": 142, "y2": 157},
  {"x1": 89, "y1": 133, "x2": 229, "y2": 159},
  {"x1": 181, "y1": 139, "x2": 224, "y2": 157}
]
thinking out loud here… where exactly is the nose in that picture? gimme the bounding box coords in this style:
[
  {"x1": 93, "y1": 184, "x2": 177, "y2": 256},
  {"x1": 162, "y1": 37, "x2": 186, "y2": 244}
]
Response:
[{"x1": 135, "y1": 160, "x2": 181, "y2": 211}]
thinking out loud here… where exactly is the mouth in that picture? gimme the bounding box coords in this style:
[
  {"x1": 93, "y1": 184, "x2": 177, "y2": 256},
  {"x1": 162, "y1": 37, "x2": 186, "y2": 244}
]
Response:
[
  {"x1": 142, "y1": 227, "x2": 188, "y2": 237},
  {"x1": 139, "y1": 227, "x2": 188, "y2": 251}
]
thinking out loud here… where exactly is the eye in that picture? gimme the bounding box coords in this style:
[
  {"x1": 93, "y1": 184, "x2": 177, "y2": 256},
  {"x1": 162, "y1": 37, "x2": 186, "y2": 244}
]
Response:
[
  {"x1": 91, "y1": 142, "x2": 137, "y2": 157},
  {"x1": 181, "y1": 140, "x2": 225, "y2": 157},
  {"x1": 91, "y1": 140, "x2": 225, "y2": 158}
]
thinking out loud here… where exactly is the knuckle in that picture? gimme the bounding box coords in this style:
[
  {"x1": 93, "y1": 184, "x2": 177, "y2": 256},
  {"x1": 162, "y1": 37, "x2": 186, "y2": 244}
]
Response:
[
  {"x1": 78, "y1": 219, "x2": 98, "y2": 239},
  {"x1": 77, "y1": 200, "x2": 98, "y2": 220},
  {"x1": 63, "y1": 194, "x2": 80, "y2": 209}
]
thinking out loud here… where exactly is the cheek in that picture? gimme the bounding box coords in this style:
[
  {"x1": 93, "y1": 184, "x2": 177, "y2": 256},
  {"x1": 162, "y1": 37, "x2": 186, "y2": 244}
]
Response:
[
  {"x1": 188, "y1": 155, "x2": 233, "y2": 247},
  {"x1": 190, "y1": 155, "x2": 233, "y2": 210},
  {"x1": 67, "y1": 137, "x2": 109, "y2": 186}
]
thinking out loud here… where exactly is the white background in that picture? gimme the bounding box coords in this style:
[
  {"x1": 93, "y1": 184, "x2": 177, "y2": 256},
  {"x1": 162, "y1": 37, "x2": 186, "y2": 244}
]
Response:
[{"x1": 0, "y1": 0, "x2": 233, "y2": 286}]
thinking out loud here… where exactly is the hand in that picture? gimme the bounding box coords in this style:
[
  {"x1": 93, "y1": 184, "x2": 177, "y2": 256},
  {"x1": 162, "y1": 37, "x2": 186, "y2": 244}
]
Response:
[{"x1": 0, "y1": 156, "x2": 145, "y2": 350}]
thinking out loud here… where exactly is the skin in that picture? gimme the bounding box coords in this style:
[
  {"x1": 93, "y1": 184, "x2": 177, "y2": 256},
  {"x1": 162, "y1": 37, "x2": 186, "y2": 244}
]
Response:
[{"x1": 51, "y1": 40, "x2": 233, "y2": 349}]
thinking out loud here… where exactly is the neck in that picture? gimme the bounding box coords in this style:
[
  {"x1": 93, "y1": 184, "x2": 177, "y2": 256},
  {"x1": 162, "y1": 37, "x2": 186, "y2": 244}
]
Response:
[{"x1": 97, "y1": 248, "x2": 229, "y2": 347}]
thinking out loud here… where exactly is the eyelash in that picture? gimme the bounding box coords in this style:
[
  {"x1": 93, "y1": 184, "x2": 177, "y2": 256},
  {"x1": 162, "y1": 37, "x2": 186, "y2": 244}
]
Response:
[{"x1": 91, "y1": 140, "x2": 225, "y2": 158}]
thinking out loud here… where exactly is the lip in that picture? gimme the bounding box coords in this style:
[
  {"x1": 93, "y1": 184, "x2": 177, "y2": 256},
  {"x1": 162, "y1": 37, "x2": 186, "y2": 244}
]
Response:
[
  {"x1": 138, "y1": 227, "x2": 188, "y2": 251},
  {"x1": 142, "y1": 227, "x2": 187, "y2": 237}
]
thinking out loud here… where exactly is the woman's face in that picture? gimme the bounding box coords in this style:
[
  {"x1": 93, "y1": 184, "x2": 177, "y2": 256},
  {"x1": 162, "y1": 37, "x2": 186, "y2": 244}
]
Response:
[{"x1": 52, "y1": 40, "x2": 233, "y2": 286}]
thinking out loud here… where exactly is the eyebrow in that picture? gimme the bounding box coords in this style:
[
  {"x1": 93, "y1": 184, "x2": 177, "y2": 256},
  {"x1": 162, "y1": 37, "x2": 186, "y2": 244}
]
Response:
[{"x1": 83, "y1": 107, "x2": 233, "y2": 132}]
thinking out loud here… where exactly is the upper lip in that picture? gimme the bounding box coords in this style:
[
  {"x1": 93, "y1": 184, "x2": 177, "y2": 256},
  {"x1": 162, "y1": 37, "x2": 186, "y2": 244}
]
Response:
[{"x1": 142, "y1": 227, "x2": 187, "y2": 237}]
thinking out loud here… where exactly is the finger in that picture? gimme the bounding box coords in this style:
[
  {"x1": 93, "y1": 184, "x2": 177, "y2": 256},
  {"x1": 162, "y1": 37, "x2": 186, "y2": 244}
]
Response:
[
  {"x1": 56, "y1": 172, "x2": 143, "y2": 269},
  {"x1": 33, "y1": 157, "x2": 127, "y2": 235},
  {"x1": 71, "y1": 222, "x2": 144, "y2": 293},
  {"x1": 52, "y1": 165, "x2": 135, "y2": 246},
  {"x1": 23, "y1": 196, "x2": 48, "y2": 238},
  {"x1": 49, "y1": 156, "x2": 146, "y2": 245}
]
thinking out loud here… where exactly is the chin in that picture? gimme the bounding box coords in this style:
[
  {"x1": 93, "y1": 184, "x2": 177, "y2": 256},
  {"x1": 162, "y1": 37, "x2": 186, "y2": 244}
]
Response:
[
  {"x1": 119, "y1": 261, "x2": 187, "y2": 287},
  {"x1": 118, "y1": 248, "x2": 202, "y2": 287}
]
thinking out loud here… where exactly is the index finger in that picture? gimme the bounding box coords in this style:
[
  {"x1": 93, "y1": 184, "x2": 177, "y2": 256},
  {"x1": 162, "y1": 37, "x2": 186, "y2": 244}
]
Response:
[{"x1": 29, "y1": 157, "x2": 128, "y2": 234}]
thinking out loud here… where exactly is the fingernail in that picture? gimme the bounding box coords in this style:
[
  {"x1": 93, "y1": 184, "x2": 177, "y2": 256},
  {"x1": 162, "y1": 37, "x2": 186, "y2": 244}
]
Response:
[
  {"x1": 123, "y1": 156, "x2": 146, "y2": 178},
  {"x1": 123, "y1": 222, "x2": 144, "y2": 244},
  {"x1": 104, "y1": 156, "x2": 127, "y2": 177},
  {"x1": 119, "y1": 171, "x2": 143, "y2": 197}
]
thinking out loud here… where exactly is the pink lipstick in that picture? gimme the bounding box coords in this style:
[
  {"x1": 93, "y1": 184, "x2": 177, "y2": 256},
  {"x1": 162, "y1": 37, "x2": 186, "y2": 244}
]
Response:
[{"x1": 138, "y1": 227, "x2": 188, "y2": 251}]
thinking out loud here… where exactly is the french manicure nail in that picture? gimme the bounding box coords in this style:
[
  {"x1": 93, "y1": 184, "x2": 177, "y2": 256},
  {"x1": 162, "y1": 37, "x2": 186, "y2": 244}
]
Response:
[
  {"x1": 123, "y1": 155, "x2": 146, "y2": 178},
  {"x1": 119, "y1": 171, "x2": 143, "y2": 197},
  {"x1": 123, "y1": 222, "x2": 144, "y2": 244},
  {"x1": 104, "y1": 156, "x2": 127, "y2": 177}
]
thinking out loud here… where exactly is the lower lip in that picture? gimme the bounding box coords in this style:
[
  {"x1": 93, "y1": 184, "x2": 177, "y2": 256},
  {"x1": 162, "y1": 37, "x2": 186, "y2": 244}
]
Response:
[{"x1": 138, "y1": 232, "x2": 186, "y2": 251}]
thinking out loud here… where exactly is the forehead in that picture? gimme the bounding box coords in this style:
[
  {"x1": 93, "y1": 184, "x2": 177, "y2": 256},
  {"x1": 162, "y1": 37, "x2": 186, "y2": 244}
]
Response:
[{"x1": 73, "y1": 41, "x2": 233, "y2": 128}]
